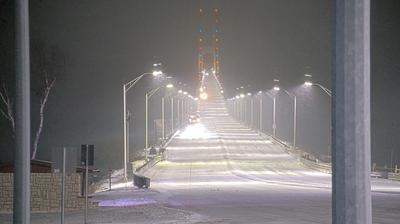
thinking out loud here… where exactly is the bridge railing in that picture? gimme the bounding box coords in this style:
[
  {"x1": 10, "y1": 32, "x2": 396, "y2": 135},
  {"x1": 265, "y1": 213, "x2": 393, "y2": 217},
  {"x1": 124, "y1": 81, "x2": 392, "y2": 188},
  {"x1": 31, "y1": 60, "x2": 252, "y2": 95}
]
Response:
[{"x1": 225, "y1": 94, "x2": 399, "y2": 179}]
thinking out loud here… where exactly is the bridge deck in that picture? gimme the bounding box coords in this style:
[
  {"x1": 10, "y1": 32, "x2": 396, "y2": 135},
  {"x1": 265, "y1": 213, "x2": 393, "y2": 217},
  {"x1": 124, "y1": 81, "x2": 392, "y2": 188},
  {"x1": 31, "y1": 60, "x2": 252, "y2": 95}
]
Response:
[{"x1": 139, "y1": 74, "x2": 400, "y2": 223}]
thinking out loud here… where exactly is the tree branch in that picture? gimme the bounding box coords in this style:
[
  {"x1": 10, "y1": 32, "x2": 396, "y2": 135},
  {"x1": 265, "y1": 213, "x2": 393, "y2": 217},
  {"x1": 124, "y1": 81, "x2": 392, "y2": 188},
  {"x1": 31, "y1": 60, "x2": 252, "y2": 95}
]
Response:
[
  {"x1": 31, "y1": 78, "x2": 55, "y2": 159},
  {"x1": 0, "y1": 83, "x2": 15, "y2": 132}
]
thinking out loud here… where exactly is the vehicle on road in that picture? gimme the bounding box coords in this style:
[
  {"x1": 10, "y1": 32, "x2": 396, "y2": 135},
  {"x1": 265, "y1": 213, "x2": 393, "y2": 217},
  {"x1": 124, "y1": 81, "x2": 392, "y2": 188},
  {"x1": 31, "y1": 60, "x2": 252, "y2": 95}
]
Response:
[{"x1": 189, "y1": 114, "x2": 200, "y2": 124}]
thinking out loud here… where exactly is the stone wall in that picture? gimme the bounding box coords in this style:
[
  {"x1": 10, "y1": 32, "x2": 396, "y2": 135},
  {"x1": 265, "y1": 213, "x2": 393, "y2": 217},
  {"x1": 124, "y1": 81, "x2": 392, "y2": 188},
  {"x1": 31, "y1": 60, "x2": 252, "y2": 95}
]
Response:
[{"x1": 0, "y1": 173, "x2": 97, "y2": 213}]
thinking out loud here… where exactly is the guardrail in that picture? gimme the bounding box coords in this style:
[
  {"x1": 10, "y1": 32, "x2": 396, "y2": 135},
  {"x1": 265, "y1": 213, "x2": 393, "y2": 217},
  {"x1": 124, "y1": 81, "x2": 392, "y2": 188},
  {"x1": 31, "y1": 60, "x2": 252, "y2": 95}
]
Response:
[
  {"x1": 300, "y1": 157, "x2": 331, "y2": 174},
  {"x1": 270, "y1": 135, "x2": 400, "y2": 179},
  {"x1": 133, "y1": 155, "x2": 163, "y2": 174},
  {"x1": 389, "y1": 173, "x2": 400, "y2": 181},
  {"x1": 258, "y1": 131, "x2": 332, "y2": 173},
  {"x1": 131, "y1": 129, "x2": 179, "y2": 175},
  {"x1": 246, "y1": 122, "x2": 400, "y2": 180}
]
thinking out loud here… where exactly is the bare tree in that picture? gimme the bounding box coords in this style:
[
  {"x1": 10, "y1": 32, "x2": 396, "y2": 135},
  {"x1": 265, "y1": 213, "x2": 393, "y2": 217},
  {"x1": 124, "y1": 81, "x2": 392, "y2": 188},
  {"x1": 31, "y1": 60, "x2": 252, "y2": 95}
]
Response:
[
  {"x1": 31, "y1": 73, "x2": 56, "y2": 159},
  {"x1": 30, "y1": 40, "x2": 65, "y2": 160},
  {"x1": 0, "y1": 83, "x2": 15, "y2": 133},
  {"x1": 0, "y1": 39, "x2": 65, "y2": 160}
]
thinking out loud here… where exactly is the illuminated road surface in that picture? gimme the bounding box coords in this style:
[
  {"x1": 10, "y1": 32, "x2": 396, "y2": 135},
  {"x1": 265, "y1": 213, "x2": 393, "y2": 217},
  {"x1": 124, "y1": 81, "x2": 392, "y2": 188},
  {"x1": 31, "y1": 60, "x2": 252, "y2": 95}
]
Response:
[{"x1": 136, "y1": 75, "x2": 400, "y2": 224}]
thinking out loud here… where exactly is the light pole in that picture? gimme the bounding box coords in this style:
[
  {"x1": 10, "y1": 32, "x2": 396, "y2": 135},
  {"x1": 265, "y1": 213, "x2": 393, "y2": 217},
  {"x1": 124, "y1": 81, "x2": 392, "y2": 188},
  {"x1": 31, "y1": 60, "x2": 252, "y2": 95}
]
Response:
[
  {"x1": 122, "y1": 70, "x2": 162, "y2": 181},
  {"x1": 232, "y1": 99, "x2": 236, "y2": 119},
  {"x1": 14, "y1": 0, "x2": 31, "y2": 222},
  {"x1": 145, "y1": 83, "x2": 174, "y2": 160},
  {"x1": 265, "y1": 92, "x2": 276, "y2": 137},
  {"x1": 274, "y1": 86, "x2": 297, "y2": 150},
  {"x1": 161, "y1": 97, "x2": 165, "y2": 141},
  {"x1": 126, "y1": 110, "x2": 131, "y2": 165},
  {"x1": 250, "y1": 96, "x2": 254, "y2": 128},
  {"x1": 240, "y1": 93, "x2": 245, "y2": 123},
  {"x1": 235, "y1": 95, "x2": 240, "y2": 119},
  {"x1": 183, "y1": 91, "x2": 189, "y2": 124},
  {"x1": 170, "y1": 97, "x2": 174, "y2": 133},
  {"x1": 257, "y1": 91, "x2": 263, "y2": 132},
  {"x1": 177, "y1": 89, "x2": 183, "y2": 127},
  {"x1": 244, "y1": 98, "x2": 247, "y2": 125},
  {"x1": 177, "y1": 98, "x2": 181, "y2": 127}
]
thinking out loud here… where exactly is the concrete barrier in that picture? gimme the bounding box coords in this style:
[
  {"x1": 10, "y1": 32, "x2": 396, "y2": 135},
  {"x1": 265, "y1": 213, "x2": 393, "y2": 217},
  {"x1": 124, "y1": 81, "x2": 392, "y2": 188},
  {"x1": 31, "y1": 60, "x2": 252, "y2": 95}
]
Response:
[{"x1": 133, "y1": 174, "x2": 150, "y2": 188}]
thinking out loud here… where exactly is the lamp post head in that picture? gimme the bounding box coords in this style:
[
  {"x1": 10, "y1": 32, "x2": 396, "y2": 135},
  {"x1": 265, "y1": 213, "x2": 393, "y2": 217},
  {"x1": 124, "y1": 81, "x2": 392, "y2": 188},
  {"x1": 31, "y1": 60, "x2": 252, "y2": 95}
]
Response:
[
  {"x1": 304, "y1": 73, "x2": 312, "y2": 78},
  {"x1": 152, "y1": 70, "x2": 163, "y2": 76},
  {"x1": 304, "y1": 81, "x2": 313, "y2": 86},
  {"x1": 273, "y1": 78, "x2": 280, "y2": 91},
  {"x1": 304, "y1": 74, "x2": 313, "y2": 86}
]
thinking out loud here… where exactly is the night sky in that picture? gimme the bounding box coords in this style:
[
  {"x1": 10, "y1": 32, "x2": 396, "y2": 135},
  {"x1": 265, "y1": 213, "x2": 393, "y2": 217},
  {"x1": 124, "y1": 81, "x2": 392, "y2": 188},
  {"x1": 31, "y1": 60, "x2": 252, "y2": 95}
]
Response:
[{"x1": 1, "y1": 0, "x2": 400, "y2": 169}]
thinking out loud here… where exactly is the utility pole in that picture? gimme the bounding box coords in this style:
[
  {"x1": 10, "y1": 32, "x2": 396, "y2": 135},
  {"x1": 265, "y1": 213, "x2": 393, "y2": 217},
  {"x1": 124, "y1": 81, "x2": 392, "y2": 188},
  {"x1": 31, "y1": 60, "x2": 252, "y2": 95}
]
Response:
[
  {"x1": 332, "y1": 1, "x2": 371, "y2": 223},
  {"x1": 14, "y1": 0, "x2": 31, "y2": 223}
]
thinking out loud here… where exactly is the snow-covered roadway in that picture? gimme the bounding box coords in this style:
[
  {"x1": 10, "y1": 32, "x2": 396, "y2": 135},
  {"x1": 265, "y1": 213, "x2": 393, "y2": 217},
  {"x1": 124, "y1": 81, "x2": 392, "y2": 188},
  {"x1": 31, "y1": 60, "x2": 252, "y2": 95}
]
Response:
[{"x1": 139, "y1": 75, "x2": 400, "y2": 223}]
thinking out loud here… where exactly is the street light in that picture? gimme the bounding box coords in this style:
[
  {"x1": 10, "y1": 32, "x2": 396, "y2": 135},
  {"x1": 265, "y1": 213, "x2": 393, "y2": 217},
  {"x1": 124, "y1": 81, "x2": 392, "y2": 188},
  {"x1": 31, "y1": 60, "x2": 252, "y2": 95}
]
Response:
[
  {"x1": 265, "y1": 91, "x2": 276, "y2": 137},
  {"x1": 162, "y1": 84, "x2": 174, "y2": 141},
  {"x1": 122, "y1": 70, "x2": 162, "y2": 181},
  {"x1": 152, "y1": 70, "x2": 163, "y2": 76},
  {"x1": 304, "y1": 81, "x2": 313, "y2": 86},
  {"x1": 250, "y1": 96, "x2": 254, "y2": 127},
  {"x1": 274, "y1": 85, "x2": 297, "y2": 150},
  {"x1": 257, "y1": 91, "x2": 263, "y2": 132},
  {"x1": 303, "y1": 74, "x2": 332, "y2": 97},
  {"x1": 145, "y1": 83, "x2": 173, "y2": 160}
]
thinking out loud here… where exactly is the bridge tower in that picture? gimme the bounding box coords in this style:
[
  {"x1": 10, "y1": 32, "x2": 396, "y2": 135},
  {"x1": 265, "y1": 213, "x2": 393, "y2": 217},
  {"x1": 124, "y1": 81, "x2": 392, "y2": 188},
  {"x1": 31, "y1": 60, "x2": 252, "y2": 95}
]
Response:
[{"x1": 198, "y1": 8, "x2": 220, "y2": 81}]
